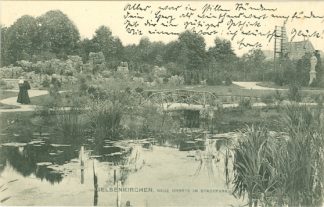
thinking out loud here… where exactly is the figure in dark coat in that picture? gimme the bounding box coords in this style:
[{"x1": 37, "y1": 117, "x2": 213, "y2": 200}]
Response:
[{"x1": 17, "y1": 80, "x2": 31, "y2": 104}]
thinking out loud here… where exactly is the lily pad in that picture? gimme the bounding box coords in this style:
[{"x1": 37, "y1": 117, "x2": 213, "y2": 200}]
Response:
[
  {"x1": 51, "y1": 144, "x2": 71, "y2": 147},
  {"x1": 37, "y1": 162, "x2": 52, "y2": 166},
  {"x1": 1, "y1": 142, "x2": 27, "y2": 147}
]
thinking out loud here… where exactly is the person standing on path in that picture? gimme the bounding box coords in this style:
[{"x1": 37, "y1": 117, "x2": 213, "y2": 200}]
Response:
[{"x1": 17, "y1": 78, "x2": 31, "y2": 104}]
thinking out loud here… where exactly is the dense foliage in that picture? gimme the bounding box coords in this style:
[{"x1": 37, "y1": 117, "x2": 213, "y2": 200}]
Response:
[{"x1": 1, "y1": 10, "x2": 323, "y2": 86}]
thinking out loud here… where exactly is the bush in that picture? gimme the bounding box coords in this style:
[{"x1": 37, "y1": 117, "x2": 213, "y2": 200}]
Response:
[
  {"x1": 101, "y1": 70, "x2": 111, "y2": 78},
  {"x1": 0, "y1": 79, "x2": 14, "y2": 89},
  {"x1": 135, "y1": 87, "x2": 144, "y2": 93},
  {"x1": 238, "y1": 98, "x2": 252, "y2": 110},
  {"x1": 87, "y1": 85, "x2": 107, "y2": 100},
  {"x1": 206, "y1": 72, "x2": 231, "y2": 86},
  {"x1": 260, "y1": 93, "x2": 275, "y2": 104},
  {"x1": 224, "y1": 76, "x2": 232, "y2": 85},
  {"x1": 17, "y1": 60, "x2": 33, "y2": 72},
  {"x1": 41, "y1": 76, "x2": 51, "y2": 88},
  {"x1": 272, "y1": 70, "x2": 286, "y2": 86},
  {"x1": 168, "y1": 75, "x2": 184, "y2": 86},
  {"x1": 274, "y1": 90, "x2": 284, "y2": 102},
  {"x1": 0, "y1": 66, "x2": 24, "y2": 78},
  {"x1": 288, "y1": 83, "x2": 301, "y2": 102},
  {"x1": 206, "y1": 76, "x2": 222, "y2": 85}
]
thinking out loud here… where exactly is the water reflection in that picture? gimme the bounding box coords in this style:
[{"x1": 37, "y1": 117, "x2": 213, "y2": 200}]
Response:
[
  {"x1": 0, "y1": 131, "x2": 234, "y2": 187},
  {"x1": 0, "y1": 139, "x2": 77, "y2": 184}
]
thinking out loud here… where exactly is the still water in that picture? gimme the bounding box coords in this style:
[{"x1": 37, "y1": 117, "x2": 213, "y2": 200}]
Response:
[{"x1": 0, "y1": 129, "x2": 244, "y2": 206}]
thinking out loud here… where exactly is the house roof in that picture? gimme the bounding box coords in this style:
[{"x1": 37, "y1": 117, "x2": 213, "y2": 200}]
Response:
[{"x1": 284, "y1": 40, "x2": 315, "y2": 59}]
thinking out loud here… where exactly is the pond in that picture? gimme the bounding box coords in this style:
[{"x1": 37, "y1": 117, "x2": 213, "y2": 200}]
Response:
[{"x1": 0, "y1": 123, "x2": 245, "y2": 206}]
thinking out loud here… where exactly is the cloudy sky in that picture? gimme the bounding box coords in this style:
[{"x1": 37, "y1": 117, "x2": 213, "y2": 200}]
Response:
[{"x1": 1, "y1": 1, "x2": 324, "y2": 55}]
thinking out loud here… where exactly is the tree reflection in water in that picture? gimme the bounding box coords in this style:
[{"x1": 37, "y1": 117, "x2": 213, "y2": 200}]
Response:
[
  {"x1": 0, "y1": 143, "x2": 76, "y2": 184},
  {"x1": 0, "y1": 136, "x2": 141, "y2": 189}
]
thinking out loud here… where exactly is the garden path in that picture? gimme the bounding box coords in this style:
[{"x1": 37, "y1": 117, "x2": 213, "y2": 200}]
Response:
[
  {"x1": 0, "y1": 89, "x2": 48, "y2": 113},
  {"x1": 232, "y1": 82, "x2": 285, "y2": 90},
  {"x1": 233, "y1": 81, "x2": 324, "y2": 92},
  {"x1": 0, "y1": 83, "x2": 320, "y2": 113}
]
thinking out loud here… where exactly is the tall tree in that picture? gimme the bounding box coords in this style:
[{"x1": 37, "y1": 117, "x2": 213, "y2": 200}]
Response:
[
  {"x1": 208, "y1": 37, "x2": 237, "y2": 65},
  {"x1": 137, "y1": 37, "x2": 165, "y2": 66},
  {"x1": 78, "y1": 38, "x2": 97, "y2": 62},
  {"x1": 0, "y1": 25, "x2": 9, "y2": 66},
  {"x1": 163, "y1": 41, "x2": 181, "y2": 63},
  {"x1": 207, "y1": 37, "x2": 237, "y2": 82},
  {"x1": 240, "y1": 49, "x2": 266, "y2": 81},
  {"x1": 92, "y1": 26, "x2": 124, "y2": 68},
  {"x1": 36, "y1": 10, "x2": 80, "y2": 59},
  {"x1": 4, "y1": 15, "x2": 38, "y2": 64},
  {"x1": 177, "y1": 31, "x2": 207, "y2": 84}
]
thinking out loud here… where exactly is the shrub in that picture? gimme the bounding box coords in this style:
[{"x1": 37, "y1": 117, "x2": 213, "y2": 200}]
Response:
[
  {"x1": 135, "y1": 87, "x2": 144, "y2": 93},
  {"x1": 17, "y1": 60, "x2": 33, "y2": 72},
  {"x1": 0, "y1": 66, "x2": 24, "y2": 78},
  {"x1": 0, "y1": 79, "x2": 14, "y2": 89},
  {"x1": 260, "y1": 93, "x2": 275, "y2": 104},
  {"x1": 168, "y1": 75, "x2": 184, "y2": 86},
  {"x1": 261, "y1": 90, "x2": 285, "y2": 104},
  {"x1": 274, "y1": 90, "x2": 284, "y2": 102},
  {"x1": 238, "y1": 98, "x2": 252, "y2": 111},
  {"x1": 41, "y1": 76, "x2": 51, "y2": 88},
  {"x1": 101, "y1": 70, "x2": 111, "y2": 78},
  {"x1": 272, "y1": 70, "x2": 286, "y2": 86},
  {"x1": 87, "y1": 85, "x2": 107, "y2": 100},
  {"x1": 206, "y1": 76, "x2": 222, "y2": 85},
  {"x1": 224, "y1": 76, "x2": 232, "y2": 85},
  {"x1": 287, "y1": 83, "x2": 301, "y2": 102}
]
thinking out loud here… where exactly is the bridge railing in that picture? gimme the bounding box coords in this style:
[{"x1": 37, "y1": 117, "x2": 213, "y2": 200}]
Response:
[{"x1": 142, "y1": 89, "x2": 263, "y2": 106}]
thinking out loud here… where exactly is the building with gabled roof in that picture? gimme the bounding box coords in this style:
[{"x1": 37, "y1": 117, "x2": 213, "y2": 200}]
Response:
[{"x1": 284, "y1": 40, "x2": 315, "y2": 60}]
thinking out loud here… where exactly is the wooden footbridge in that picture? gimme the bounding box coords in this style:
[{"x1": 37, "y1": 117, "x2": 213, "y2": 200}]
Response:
[{"x1": 141, "y1": 89, "x2": 263, "y2": 111}]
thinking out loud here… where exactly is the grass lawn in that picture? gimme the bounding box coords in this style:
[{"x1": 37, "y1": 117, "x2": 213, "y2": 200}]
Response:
[
  {"x1": 0, "y1": 90, "x2": 18, "y2": 99},
  {"x1": 30, "y1": 92, "x2": 71, "y2": 106},
  {"x1": 29, "y1": 94, "x2": 50, "y2": 106}
]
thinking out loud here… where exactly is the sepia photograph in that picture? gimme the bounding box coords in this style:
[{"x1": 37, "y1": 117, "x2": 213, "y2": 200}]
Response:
[{"x1": 0, "y1": 1, "x2": 324, "y2": 206}]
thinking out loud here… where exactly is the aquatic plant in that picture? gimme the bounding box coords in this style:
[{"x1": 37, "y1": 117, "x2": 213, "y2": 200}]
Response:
[
  {"x1": 55, "y1": 106, "x2": 85, "y2": 139},
  {"x1": 229, "y1": 105, "x2": 324, "y2": 207},
  {"x1": 278, "y1": 104, "x2": 323, "y2": 206},
  {"x1": 88, "y1": 99, "x2": 123, "y2": 142}
]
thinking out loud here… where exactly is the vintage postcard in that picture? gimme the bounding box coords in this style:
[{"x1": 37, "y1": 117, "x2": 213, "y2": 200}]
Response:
[{"x1": 0, "y1": 1, "x2": 324, "y2": 206}]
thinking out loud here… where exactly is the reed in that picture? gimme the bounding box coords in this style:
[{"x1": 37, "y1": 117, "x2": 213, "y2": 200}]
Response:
[
  {"x1": 230, "y1": 104, "x2": 324, "y2": 206},
  {"x1": 87, "y1": 99, "x2": 123, "y2": 142}
]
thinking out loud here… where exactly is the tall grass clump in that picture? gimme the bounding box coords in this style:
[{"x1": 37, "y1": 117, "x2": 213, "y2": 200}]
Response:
[
  {"x1": 88, "y1": 100, "x2": 122, "y2": 142},
  {"x1": 87, "y1": 90, "x2": 127, "y2": 143},
  {"x1": 287, "y1": 83, "x2": 302, "y2": 102},
  {"x1": 279, "y1": 104, "x2": 323, "y2": 206},
  {"x1": 232, "y1": 126, "x2": 282, "y2": 207},
  {"x1": 36, "y1": 87, "x2": 88, "y2": 141},
  {"x1": 230, "y1": 104, "x2": 324, "y2": 207},
  {"x1": 55, "y1": 106, "x2": 85, "y2": 139},
  {"x1": 238, "y1": 97, "x2": 252, "y2": 112}
]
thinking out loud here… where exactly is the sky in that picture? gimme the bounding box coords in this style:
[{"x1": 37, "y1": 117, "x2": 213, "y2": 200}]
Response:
[{"x1": 1, "y1": 1, "x2": 324, "y2": 56}]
